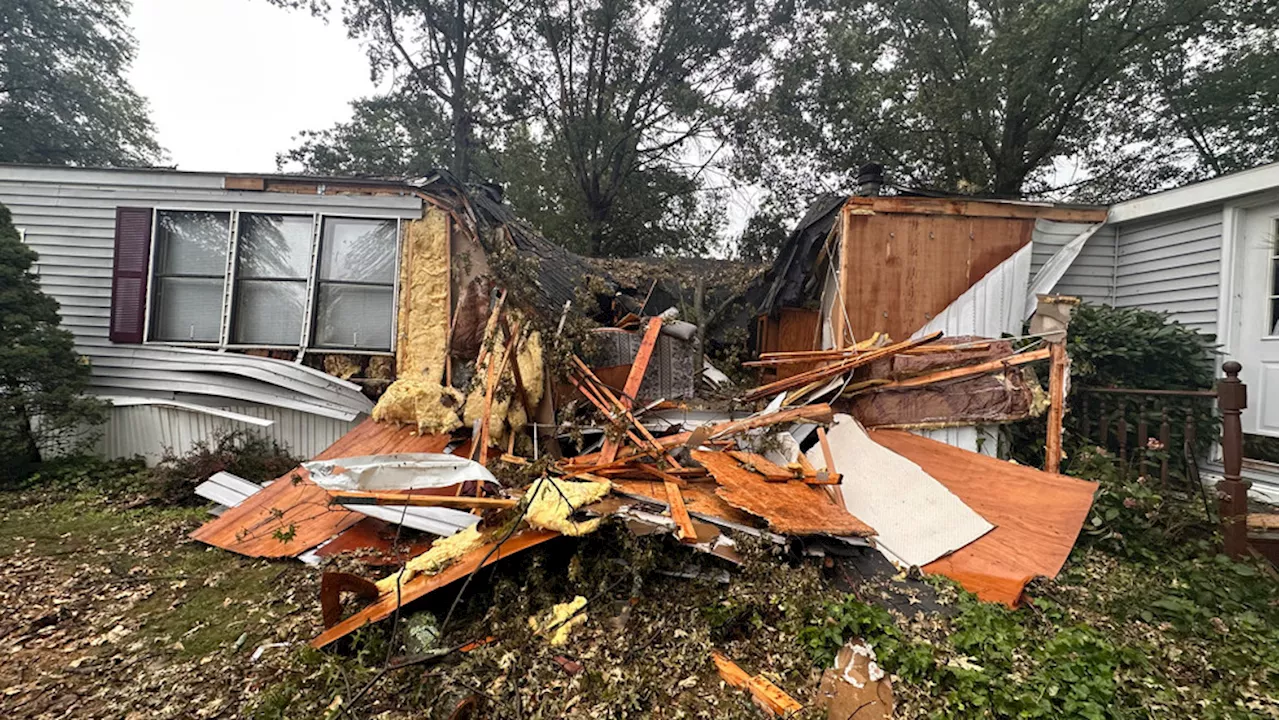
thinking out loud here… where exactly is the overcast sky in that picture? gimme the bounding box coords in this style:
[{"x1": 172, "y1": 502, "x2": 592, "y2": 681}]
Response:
[{"x1": 127, "y1": 0, "x2": 380, "y2": 173}]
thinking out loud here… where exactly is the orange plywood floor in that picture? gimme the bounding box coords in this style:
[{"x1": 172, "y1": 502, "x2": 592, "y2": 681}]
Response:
[{"x1": 868, "y1": 429, "x2": 1098, "y2": 606}]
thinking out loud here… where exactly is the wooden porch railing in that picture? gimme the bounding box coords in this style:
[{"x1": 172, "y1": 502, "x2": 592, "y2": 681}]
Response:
[{"x1": 1076, "y1": 362, "x2": 1249, "y2": 558}]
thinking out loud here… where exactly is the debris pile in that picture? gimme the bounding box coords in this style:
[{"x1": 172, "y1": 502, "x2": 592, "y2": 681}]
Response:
[{"x1": 186, "y1": 281, "x2": 1105, "y2": 717}]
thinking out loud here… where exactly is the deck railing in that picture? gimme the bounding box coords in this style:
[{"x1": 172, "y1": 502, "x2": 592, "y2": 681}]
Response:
[{"x1": 1076, "y1": 362, "x2": 1249, "y2": 558}]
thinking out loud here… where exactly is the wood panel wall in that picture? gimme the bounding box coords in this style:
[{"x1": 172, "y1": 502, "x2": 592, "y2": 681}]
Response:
[{"x1": 839, "y1": 208, "x2": 1034, "y2": 342}]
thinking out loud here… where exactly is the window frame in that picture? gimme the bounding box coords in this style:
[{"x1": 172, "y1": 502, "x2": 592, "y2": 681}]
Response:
[
  {"x1": 309, "y1": 216, "x2": 402, "y2": 353},
  {"x1": 143, "y1": 207, "x2": 233, "y2": 348},
  {"x1": 1267, "y1": 216, "x2": 1279, "y2": 339},
  {"x1": 141, "y1": 208, "x2": 402, "y2": 356}
]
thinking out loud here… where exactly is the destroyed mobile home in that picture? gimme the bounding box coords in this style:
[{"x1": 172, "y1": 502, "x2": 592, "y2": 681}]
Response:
[{"x1": 67, "y1": 169, "x2": 1115, "y2": 715}]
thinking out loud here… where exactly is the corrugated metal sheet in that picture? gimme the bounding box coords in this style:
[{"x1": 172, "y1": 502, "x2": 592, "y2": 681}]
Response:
[
  {"x1": 1112, "y1": 207, "x2": 1223, "y2": 335},
  {"x1": 99, "y1": 402, "x2": 357, "y2": 465},
  {"x1": 914, "y1": 244, "x2": 1032, "y2": 340},
  {"x1": 0, "y1": 164, "x2": 419, "y2": 422}
]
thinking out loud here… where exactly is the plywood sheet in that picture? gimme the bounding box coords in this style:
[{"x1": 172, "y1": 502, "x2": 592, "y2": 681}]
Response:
[
  {"x1": 190, "y1": 419, "x2": 452, "y2": 557},
  {"x1": 692, "y1": 451, "x2": 875, "y2": 537},
  {"x1": 868, "y1": 429, "x2": 1097, "y2": 606},
  {"x1": 842, "y1": 212, "x2": 1033, "y2": 342},
  {"x1": 611, "y1": 478, "x2": 759, "y2": 528}
]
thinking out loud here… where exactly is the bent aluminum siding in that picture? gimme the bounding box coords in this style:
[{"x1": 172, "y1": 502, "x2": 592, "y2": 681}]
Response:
[
  {"x1": 0, "y1": 165, "x2": 423, "y2": 451},
  {"x1": 101, "y1": 402, "x2": 355, "y2": 465}
]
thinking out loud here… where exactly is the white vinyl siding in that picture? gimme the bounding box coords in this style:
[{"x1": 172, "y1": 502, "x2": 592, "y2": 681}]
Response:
[
  {"x1": 1112, "y1": 208, "x2": 1223, "y2": 336},
  {"x1": 1048, "y1": 224, "x2": 1118, "y2": 304},
  {"x1": 0, "y1": 164, "x2": 424, "y2": 454}
]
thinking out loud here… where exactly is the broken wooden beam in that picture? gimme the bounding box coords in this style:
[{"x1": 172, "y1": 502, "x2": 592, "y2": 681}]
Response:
[
  {"x1": 330, "y1": 492, "x2": 518, "y2": 509},
  {"x1": 599, "y1": 317, "x2": 664, "y2": 463},
  {"x1": 850, "y1": 346, "x2": 1052, "y2": 394},
  {"x1": 711, "y1": 650, "x2": 804, "y2": 717}
]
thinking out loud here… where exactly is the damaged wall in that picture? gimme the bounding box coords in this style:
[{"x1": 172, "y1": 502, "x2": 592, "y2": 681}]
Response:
[{"x1": 372, "y1": 206, "x2": 464, "y2": 433}]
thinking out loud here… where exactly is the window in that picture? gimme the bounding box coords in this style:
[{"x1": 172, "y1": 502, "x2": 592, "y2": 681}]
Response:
[
  {"x1": 150, "y1": 211, "x2": 230, "y2": 342},
  {"x1": 136, "y1": 210, "x2": 400, "y2": 352},
  {"x1": 313, "y1": 218, "x2": 397, "y2": 350},
  {"x1": 231, "y1": 214, "x2": 313, "y2": 345},
  {"x1": 1268, "y1": 218, "x2": 1278, "y2": 337}
]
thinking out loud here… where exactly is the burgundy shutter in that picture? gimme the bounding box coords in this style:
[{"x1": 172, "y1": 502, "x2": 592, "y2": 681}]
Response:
[{"x1": 110, "y1": 207, "x2": 154, "y2": 343}]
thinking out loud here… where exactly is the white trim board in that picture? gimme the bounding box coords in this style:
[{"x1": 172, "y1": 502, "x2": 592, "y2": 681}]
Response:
[{"x1": 1108, "y1": 164, "x2": 1279, "y2": 225}]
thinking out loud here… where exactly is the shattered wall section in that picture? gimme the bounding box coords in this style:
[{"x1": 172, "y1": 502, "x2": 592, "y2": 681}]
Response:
[{"x1": 372, "y1": 207, "x2": 462, "y2": 433}]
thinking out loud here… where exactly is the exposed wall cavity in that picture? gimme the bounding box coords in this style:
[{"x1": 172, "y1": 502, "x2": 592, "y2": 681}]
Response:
[{"x1": 372, "y1": 207, "x2": 461, "y2": 433}]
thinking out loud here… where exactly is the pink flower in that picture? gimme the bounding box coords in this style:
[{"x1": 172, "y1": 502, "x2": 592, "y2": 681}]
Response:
[
  {"x1": 1146, "y1": 438, "x2": 1165, "y2": 451},
  {"x1": 1123, "y1": 498, "x2": 1138, "y2": 509}
]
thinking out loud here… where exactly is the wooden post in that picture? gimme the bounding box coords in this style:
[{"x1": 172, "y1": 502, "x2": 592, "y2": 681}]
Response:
[
  {"x1": 1098, "y1": 397, "x2": 1109, "y2": 447},
  {"x1": 1117, "y1": 406, "x2": 1128, "y2": 464},
  {"x1": 1045, "y1": 340, "x2": 1068, "y2": 474},
  {"x1": 1159, "y1": 407, "x2": 1171, "y2": 489},
  {"x1": 1217, "y1": 361, "x2": 1249, "y2": 560},
  {"x1": 1137, "y1": 397, "x2": 1149, "y2": 478}
]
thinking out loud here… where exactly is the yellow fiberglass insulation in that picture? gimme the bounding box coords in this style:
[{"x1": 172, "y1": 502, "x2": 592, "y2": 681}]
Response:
[
  {"x1": 463, "y1": 328, "x2": 512, "y2": 443},
  {"x1": 375, "y1": 524, "x2": 485, "y2": 595},
  {"x1": 371, "y1": 379, "x2": 464, "y2": 434},
  {"x1": 528, "y1": 595, "x2": 588, "y2": 647},
  {"x1": 524, "y1": 476, "x2": 611, "y2": 536},
  {"x1": 463, "y1": 328, "x2": 545, "y2": 445},
  {"x1": 371, "y1": 209, "x2": 455, "y2": 430}
]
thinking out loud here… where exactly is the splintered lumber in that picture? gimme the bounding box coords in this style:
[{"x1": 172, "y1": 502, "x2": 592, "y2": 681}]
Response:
[
  {"x1": 571, "y1": 356, "x2": 672, "y2": 459},
  {"x1": 726, "y1": 451, "x2": 795, "y2": 482},
  {"x1": 1045, "y1": 341, "x2": 1068, "y2": 474},
  {"x1": 600, "y1": 317, "x2": 663, "y2": 463},
  {"x1": 711, "y1": 651, "x2": 804, "y2": 717},
  {"x1": 814, "y1": 427, "x2": 841, "y2": 484},
  {"x1": 853, "y1": 346, "x2": 1051, "y2": 394},
  {"x1": 640, "y1": 405, "x2": 836, "y2": 453},
  {"x1": 693, "y1": 450, "x2": 873, "y2": 536},
  {"x1": 741, "y1": 332, "x2": 944, "y2": 402},
  {"x1": 475, "y1": 318, "x2": 521, "y2": 466},
  {"x1": 664, "y1": 481, "x2": 698, "y2": 542},
  {"x1": 331, "y1": 492, "x2": 518, "y2": 509}
]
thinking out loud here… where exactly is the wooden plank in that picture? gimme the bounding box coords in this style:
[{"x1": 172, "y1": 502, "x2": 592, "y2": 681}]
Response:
[
  {"x1": 664, "y1": 481, "x2": 698, "y2": 542},
  {"x1": 311, "y1": 529, "x2": 560, "y2": 648},
  {"x1": 726, "y1": 451, "x2": 794, "y2": 481},
  {"x1": 1045, "y1": 342, "x2": 1068, "y2": 474},
  {"x1": 224, "y1": 176, "x2": 266, "y2": 191},
  {"x1": 711, "y1": 651, "x2": 804, "y2": 717},
  {"x1": 854, "y1": 347, "x2": 1051, "y2": 393},
  {"x1": 599, "y1": 317, "x2": 663, "y2": 463},
  {"x1": 871, "y1": 429, "x2": 1097, "y2": 607},
  {"x1": 815, "y1": 427, "x2": 840, "y2": 485},
  {"x1": 845, "y1": 195, "x2": 1109, "y2": 223},
  {"x1": 332, "y1": 492, "x2": 517, "y2": 509},
  {"x1": 693, "y1": 450, "x2": 873, "y2": 537}
]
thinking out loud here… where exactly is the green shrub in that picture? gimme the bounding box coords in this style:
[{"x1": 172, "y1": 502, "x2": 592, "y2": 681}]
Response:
[
  {"x1": 150, "y1": 429, "x2": 299, "y2": 505},
  {"x1": 0, "y1": 202, "x2": 108, "y2": 481},
  {"x1": 1008, "y1": 303, "x2": 1220, "y2": 470}
]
